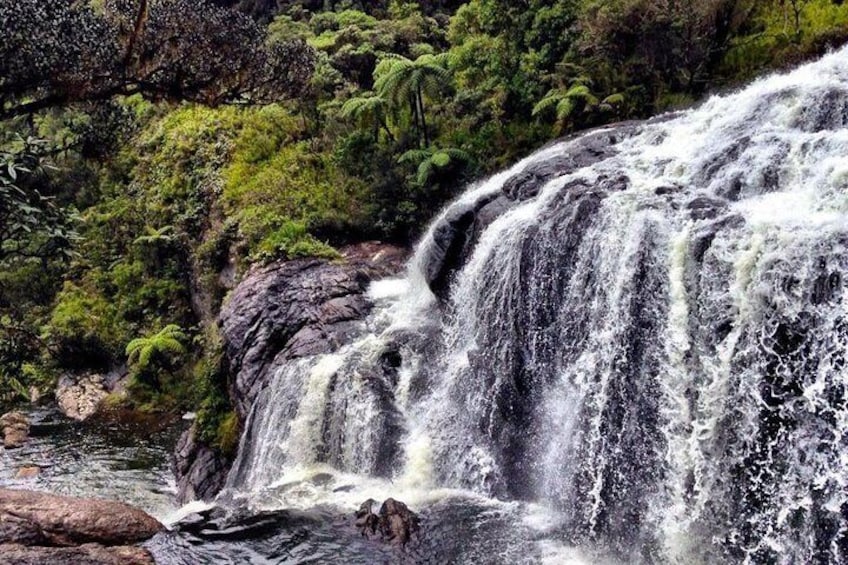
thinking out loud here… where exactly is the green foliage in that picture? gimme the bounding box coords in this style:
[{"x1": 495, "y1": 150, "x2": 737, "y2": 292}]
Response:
[
  {"x1": 398, "y1": 146, "x2": 471, "y2": 186},
  {"x1": 0, "y1": 136, "x2": 80, "y2": 265},
  {"x1": 0, "y1": 365, "x2": 28, "y2": 404},
  {"x1": 5, "y1": 0, "x2": 848, "y2": 443},
  {"x1": 722, "y1": 0, "x2": 848, "y2": 81},
  {"x1": 374, "y1": 53, "x2": 452, "y2": 146},
  {"x1": 254, "y1": 221, "x2": 339, "y2": 263},
  {"x1": 126, "y1": 324, "x2": 188, "y2": 390},
  {"x1": 48, "y1": 280, "x2": 126, "y2": 369}
]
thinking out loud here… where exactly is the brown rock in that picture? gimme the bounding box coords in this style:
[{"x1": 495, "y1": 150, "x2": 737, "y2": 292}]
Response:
[
  {"x1": 355, "y1": 497, "x2": 420, "y2": 547},
  {"x1": 0, "y1": 489, "x2": 163, "y2": 547},
  {"x1": 0, "y1": 411, "x2": 30, "y2": 449},
  {"x1": 355, "y1": 499, "x2": 380, "y2": 536},
  {"x1": 379, "y1": 498, "x2": 420, "y2": 546},
  {"x1": 14, "y1": 467, "x2": 39, "y2": 479},
  {"x1": 0, "y1": 542, "x2": 155, "y2": 565}
]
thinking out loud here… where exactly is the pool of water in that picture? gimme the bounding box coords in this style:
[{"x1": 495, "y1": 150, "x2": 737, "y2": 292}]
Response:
[{"x1": 0, "y1": 406, "x2": 185, "y2": 521}]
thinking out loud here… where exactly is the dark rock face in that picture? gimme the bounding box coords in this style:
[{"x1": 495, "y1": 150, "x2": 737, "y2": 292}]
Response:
[
  {"x1": 356, "y1": 498, "x2": 421, "y2": 547},
  {"x1": 422, "y1": 194, "x2": 504, "y2": 301},
  {"x1": 173, "y1": 425, "x2": 230, "y2": 505},
  {"x1": 0, "y1": 489, "x2": 161, "y2": 564},
  {"x1": 0, "y1": 411, "x2": 30, "y2": 449},
  {"x1": 220, "y1": 242, "x2": 407, "y2": 419},
  {"x1": 174, "y1": 242, "x2": 406, "y2": 503},
  {"x1": 503, "y1": 125, "x2": 640, "y2": 202},
  {"x1": 420, "y1": 123, "x2": 643, "y2": 301}
]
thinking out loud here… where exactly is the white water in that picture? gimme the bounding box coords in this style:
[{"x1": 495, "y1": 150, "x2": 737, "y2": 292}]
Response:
[{"x1": 221, "y1": 47, "x2": 848, "y2": 564}]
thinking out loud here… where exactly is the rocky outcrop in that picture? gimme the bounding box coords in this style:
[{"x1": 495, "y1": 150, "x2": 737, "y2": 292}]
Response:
[
  {"x1": 355, "y1": 498, "x2": 420, "y2": 547},
  {"x1": 0, "y1": 543, "x2": 154, "y2": 565},
  {"x1": 0, "y1": 489, "x2": 163, "y2": 546},
  {"x1": 0, "y1": 411, "x2": 30, "y2": 449},
  {"x1": 56, "y1": 374, "x2": 110, "y2": 421},
  {"x1": 420, "y1": 122, "x2": 648, "y2": 300},
  {"x1": 173, "y1": 425, "x2": 230, "y2": 504},
  {"x1": 174, "y1": 242, "x2": 406, "y2": 503},
  {"x1": 0, "y1": 489, "x2": 161, "y2": 564},
  {"x1": 220, "y1": 242, "x2": 407, "y2": 418}
]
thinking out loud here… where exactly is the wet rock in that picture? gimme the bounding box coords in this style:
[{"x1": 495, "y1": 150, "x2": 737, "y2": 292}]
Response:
[
  {"x1": 0, "y1": 489, "x2": 163, "y2": 546},
  {"x1": 0, "y1": 411, "x2": 30, "y2": 449},
  {"x1": 687, "y1": 195, "x2": 729, "y2": 221},
  {"x1": 356, "y1": 498, "x2": 420, "y2": 547},
  {"x1": 220, "y1": 242, "x2": 406, "y2": 417},
  {"x1": 502, "y1": 123, "x2": 641, "y2": 202},
  {"x1": 171, "y1": 504, "x2": 322, "y2": 541},
  {"x1": 173, "y1": 425, "x2": 229, "y2": 504},
  {"x1": 56, "y1": 374, "x2": 110, "y2": 421},
  {"x1": 14, "y1": 467, "x2": 39, "y2": 479},
  {"x1": 176, "y1": 243, "x2": 406, "y2": 503},
  {"x1": 355, "y1": 499, "x2": 381, "y2": 536},
  {"x1": 422, "y1": 191, "x2": 518, "y2": 301},
  {"x1": 0, "y1": 542, "x2": 155, "y2": 565}
]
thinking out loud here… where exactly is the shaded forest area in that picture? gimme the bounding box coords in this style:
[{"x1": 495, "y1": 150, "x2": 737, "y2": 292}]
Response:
[{"x1": 2, "y1": 0, "x2": 847, "y2": 449}]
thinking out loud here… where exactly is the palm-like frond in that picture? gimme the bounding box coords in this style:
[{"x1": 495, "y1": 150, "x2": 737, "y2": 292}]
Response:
[
  {"x1": 533, "y1": 80, "x2": 605, "y2": 124},
  {"x1": 399, "y1": 146, "x2": 471, "y2": 185},
  {"x1": 126, "y1": 324, "x2": 187, "y2": 373},
  {"x1": 340, "y1": 93, "x2": 387, "y2": 126}
]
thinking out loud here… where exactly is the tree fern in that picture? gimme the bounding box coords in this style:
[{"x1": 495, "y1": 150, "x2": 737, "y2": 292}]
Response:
[
  {"x1": 399, "y1": 146, "x2": 470, "y2": 186},
  {"x1": 126, "y1": 324, "x2": 187, "y2": 379},
  {"x1": 340, "y1": 93, "x2": 392, "y2": 140},
  {"x1": 374, "y1": 53, "x2": 452, "y2": 147}
]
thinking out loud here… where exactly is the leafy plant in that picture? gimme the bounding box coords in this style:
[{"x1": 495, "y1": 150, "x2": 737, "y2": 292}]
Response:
[
  {"x1": 125, "y1": 324, "x2": 187, "y2": 390},
  {"x1": 374, "y1": 53, "x2": 453, "y2": 147},
  {"x1": 398, "y1": 146, "x2": 471, "y2": 186}
]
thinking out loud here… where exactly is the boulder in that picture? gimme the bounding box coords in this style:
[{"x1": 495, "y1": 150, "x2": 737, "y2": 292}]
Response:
[
  {"x1": 356, "y1": 498, "x2": 420, "y2": 547},
  {"x1": 0, "y1": 543, "x2": 154, "y2": 565},
  {"x1": 55, "y1": 374, "x2": 110, "y2": 421},
  {"x1": 0, "y1": 411, "x2": 30, "y2": 449},
  {"x1": 0, "y1": 488, "x2": 163, "y2": 547}
]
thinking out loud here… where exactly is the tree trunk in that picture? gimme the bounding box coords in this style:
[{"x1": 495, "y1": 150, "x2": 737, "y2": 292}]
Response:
[{"x1": 418, "y1": 85, "x2": 429, "y2": 147}]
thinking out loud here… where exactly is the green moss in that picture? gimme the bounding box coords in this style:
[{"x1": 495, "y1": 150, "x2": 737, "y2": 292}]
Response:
[
  {"x1": 254, "y1": 221, "x2": 339, "y2": 262},
  {"x1": 214, "y1": 410, "x2": 240, "y2": 456}
]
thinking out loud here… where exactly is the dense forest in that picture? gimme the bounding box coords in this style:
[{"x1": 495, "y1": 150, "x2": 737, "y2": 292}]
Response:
[{"x1": 2, "y1": 0, "x2": 848, "y2": 452}]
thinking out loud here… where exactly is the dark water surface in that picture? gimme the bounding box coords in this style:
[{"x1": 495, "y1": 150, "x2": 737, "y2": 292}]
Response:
[{"x1": 0, "y1": 407, "x2": 184, "y2": 520}]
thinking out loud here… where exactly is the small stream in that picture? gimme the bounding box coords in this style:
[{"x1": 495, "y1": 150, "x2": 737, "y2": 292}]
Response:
[{"x1": 0, "y1": 406, "x2": 185, "y2": 522}]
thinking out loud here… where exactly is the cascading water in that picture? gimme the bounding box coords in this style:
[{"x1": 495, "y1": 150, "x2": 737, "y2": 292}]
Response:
[{"x1": 221, "y1": 47, "x2": 848, "y2": 564}]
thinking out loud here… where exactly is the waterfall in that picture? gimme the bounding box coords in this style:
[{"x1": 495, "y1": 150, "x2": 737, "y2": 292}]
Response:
[{"x1": 224, "y1": 47, "x2": 848, "y2": 564}]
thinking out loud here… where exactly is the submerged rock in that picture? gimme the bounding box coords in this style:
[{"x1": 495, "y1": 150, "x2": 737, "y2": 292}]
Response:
[
  {"x1": 0, "y1": 411, "x2": 30, "y2": 449},
  {"x1": 14, "y1": 467, "x2": 40, "y2": 480},
  {"x1": 0, "y1": 543, "x2": 155, "y2": 565},
  {"x1": 0, "y1": 488, "x2": 163, "y2": 546},
  {"x1": 356, "y1": 498, "x2": 421, "y2": 547}
]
